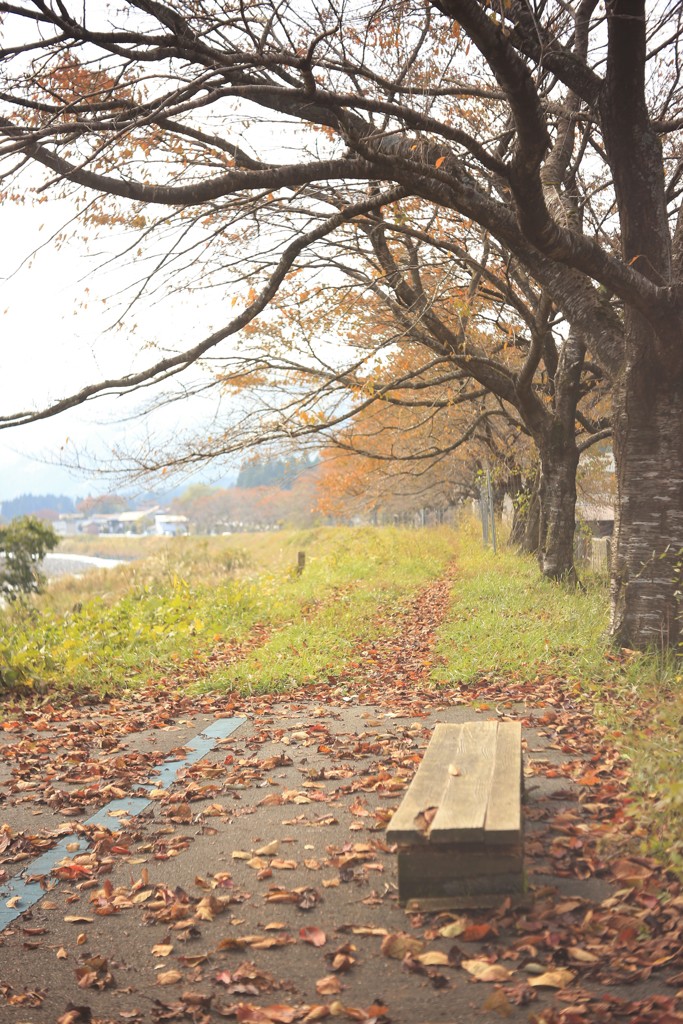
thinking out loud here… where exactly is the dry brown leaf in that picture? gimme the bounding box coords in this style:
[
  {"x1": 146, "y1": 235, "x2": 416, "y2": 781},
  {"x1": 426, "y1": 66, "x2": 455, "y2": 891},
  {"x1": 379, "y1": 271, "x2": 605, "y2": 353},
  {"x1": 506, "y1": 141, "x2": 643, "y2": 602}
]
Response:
[
  {"x1": 156, "y1": 969, "x2": 183, "y2": 985},
  {"x1": 300, "y1": 925, "x2": 327, "y2": 947},
  {"x1": 256, "y1": 840, "x2": 279, "y2": 856},
  {"x1": 151, "y1": 943, "x2": 174, "y2": 957},
  {"x1": 416, "y1": 950, "x2": 450, "y2": 966},
  {"x1": 316, "y1": 974, "x2": 342, "y2": 995},
  {"x1": 567, "y1": 947, "x2": 600, "y2": 963},
  {"x1": 461, "y1": 959, "x2": 513, "y2": 982},
  {"x1": 380, "y1": 932, "x2": 424, "y2": 959},
  {"x1": 482, "y1": 990, "x2": 514, "y2": 1018},
  {"x1": 438, "y1": 918, "x2": 468, "y2": 938},
  {"x1": 528, "y1": 968, "x2": 575, "y2": 989}
]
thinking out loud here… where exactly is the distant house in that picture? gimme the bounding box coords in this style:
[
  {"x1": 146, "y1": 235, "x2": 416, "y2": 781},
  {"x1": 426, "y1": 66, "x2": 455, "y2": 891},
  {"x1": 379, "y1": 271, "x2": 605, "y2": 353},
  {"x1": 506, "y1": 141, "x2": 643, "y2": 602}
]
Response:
[
  {"x1": 577, "y1": 501, "x2": 615, "y2": 538},
  {"x1": 154, "y1": 513, "x2": 189, "y2": 536},
  {"x1": 55, "y1": 507, "x2": 161, "y2": 535},
  {"x1": 54, "y1": 513, "x2": 85, "y2": 537}
]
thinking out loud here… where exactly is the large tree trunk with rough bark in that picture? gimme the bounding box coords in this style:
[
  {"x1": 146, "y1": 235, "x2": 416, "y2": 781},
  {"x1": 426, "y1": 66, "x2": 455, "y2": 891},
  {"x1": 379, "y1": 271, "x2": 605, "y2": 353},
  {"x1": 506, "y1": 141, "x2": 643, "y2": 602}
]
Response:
[
  {"x1": 532, "y1": 333, "x2": 585, "y2": 583},
  {"x1": 610, "y1": 352, "x2": 683, "y2": 649},
  {"x1": 538, "y1": 439, "x2": 580, "y2": 582}
]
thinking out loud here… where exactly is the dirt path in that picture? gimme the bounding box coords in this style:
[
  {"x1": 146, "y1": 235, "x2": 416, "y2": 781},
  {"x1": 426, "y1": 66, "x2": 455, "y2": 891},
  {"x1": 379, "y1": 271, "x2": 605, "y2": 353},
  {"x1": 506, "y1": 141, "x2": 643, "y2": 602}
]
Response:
[{"x1": 0, "y1": 572, "x2": 681, "y2": 1024}]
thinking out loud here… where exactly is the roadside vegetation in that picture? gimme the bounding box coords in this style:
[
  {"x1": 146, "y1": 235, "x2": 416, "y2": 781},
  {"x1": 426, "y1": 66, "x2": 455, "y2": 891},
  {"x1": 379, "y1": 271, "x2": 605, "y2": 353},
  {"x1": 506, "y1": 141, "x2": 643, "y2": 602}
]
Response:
[
  {"x1": 0, "y1": 522, "x2": 679, "y2": 873},
  {"x1": 434, "y1": 524, "x2": 683, "y2": 876},
  {"x1": 0, "y1": 526, "x2": 456, "y2": 696}
]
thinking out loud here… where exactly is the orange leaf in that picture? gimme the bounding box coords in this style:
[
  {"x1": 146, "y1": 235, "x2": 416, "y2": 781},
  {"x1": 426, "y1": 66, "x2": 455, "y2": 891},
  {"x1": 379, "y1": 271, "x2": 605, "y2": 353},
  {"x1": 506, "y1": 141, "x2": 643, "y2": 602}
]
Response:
[{"x1": 300, "y1": 926, "x2": 327, "y2": 947}]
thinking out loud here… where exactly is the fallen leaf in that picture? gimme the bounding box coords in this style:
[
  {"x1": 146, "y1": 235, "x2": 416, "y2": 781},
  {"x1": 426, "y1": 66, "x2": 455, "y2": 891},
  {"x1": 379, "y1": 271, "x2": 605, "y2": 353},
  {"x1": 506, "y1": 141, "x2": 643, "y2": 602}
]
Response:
[
  {"x1": 416, "y1": 950, "x2": 450, "y2": 966},
  {"x1": 380, "y1": 932, "x2": 424, "y2": 959},
  {"x1": 300, "y1": 926, "x2": 327, "y2": 947},
  {"x1": 567, "y1": 947, "x2": 599, "y2": 964},
  {"x1": 438, "y1": 918, "x2": 467, "y2": 938},
  {"x1": 528, "y1": 967, "x2": 576, "y2": 989},
  {"x1": 316, "y1": 974, "x2": 342, "y2": 995},
  {"x1": 482, "y1": 989, "x2": 514, "y2": 1017},
  {"x1": 255, "y1": 840, "x2": 279, "y2": 856},
  {"x1": 462, "y1": 922, "x2": 493, "y2": 942},
  {"x1": 461, "y1": 959, "x2": 513, "y2": 982},
  {"x1": 156, "y1": 969, "x2": 183, "y2": 985},
  {"x1": 151, "y1": 943, "x2": 174, "y2": 957}
]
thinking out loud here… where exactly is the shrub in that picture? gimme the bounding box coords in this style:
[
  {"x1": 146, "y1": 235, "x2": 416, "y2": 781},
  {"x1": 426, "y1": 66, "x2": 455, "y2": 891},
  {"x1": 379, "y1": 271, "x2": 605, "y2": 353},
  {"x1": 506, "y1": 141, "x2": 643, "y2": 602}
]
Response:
[{"x1": 0, "y1": 516, "x2": 59, "y2": 602}]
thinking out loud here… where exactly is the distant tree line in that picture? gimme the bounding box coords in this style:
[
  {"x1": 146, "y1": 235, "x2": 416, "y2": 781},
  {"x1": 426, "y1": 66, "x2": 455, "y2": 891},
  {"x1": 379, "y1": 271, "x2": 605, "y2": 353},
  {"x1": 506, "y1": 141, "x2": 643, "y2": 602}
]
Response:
[
  {"x1": 0, "y1": 494, "x2": 76, "y2": 522},
  {"x1": 236, "y1": 456, "x2": 319, "y2": 491}
]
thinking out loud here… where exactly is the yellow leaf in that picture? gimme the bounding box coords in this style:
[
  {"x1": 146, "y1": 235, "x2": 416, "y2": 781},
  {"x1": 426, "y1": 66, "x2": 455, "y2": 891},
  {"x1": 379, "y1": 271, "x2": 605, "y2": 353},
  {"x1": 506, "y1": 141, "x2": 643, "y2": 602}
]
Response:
[
  {"x1": 380, "y1": 932, "x2": 425, "y2": 959},
  {"x1": 156, "y1": 969, "x2": 183, "y2": 985},
  {"x1": 439, "y1": 917, "x2": 468, "y2": 938},
  {"x1": 416, "y1": 950, "x2": 450, "y2": 966},
  {"x1": 462, "y1": 959, "x2": 513, "y2": 982},
  {"x1": 528, "y1": 967, "x2": 575, "y2": 989}
]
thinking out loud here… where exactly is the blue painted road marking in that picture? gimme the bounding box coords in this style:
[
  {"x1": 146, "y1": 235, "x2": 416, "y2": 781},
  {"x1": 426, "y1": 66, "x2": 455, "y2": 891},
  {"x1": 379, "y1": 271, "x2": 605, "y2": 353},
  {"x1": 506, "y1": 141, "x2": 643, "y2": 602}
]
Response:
[{"x1": 0, "y1": 716, "x2": 246, "y2": 931}]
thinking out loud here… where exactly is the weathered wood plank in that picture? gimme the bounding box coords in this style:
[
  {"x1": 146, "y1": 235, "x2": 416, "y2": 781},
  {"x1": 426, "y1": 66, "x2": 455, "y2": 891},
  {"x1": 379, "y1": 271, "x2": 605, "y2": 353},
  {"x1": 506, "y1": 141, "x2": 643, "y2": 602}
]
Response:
[
  {"x1": 385, "y1": 723, "x2": 459, "y2": 843},
  {"x1": 485, "y1": 721, "x2": 522, "y2": 843},
  {"x1": 397, "y1": 845, "x2": 523, "y2": 881},
  {"x1": 428, "y1": 721, "x2": 497, "y2": 842},
  {"x1": 398, "y1": 850, "x2": 526, "y2": 902},
  {"x1": 387, "y1": 719, "x2": 525, "y2": 908},
  {"x1": 404, "y1": 891, "x2": 527, "y2": 912}
]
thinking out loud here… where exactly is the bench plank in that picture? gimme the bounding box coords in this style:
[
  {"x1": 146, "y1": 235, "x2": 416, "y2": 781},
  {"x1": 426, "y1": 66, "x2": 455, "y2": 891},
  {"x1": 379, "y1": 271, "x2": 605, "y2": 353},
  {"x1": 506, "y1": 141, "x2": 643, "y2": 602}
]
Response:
[
  {"x1": 429, "y1": 721, "x2": 497, "y2": 842},
  {"x1": 385, "y1": 727, "x2": 453, "y2": 844},
  {"x1": 485, "y1": 721, "x2": 522, "y2": 842}
]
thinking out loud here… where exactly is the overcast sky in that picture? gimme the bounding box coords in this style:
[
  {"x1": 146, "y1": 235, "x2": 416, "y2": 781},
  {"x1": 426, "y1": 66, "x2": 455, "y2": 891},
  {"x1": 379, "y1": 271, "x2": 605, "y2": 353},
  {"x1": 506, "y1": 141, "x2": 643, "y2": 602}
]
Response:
[{"x1": 0, "y1": 189, "x2": 239, "y2": 502}]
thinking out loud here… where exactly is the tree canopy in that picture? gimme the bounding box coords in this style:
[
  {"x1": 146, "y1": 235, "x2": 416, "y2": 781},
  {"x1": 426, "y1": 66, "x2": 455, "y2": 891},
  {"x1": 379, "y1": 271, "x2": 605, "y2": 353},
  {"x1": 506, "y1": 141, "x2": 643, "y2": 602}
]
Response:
[{"x1": 0, "y1": 0, "x2": 681, "y2": 649}]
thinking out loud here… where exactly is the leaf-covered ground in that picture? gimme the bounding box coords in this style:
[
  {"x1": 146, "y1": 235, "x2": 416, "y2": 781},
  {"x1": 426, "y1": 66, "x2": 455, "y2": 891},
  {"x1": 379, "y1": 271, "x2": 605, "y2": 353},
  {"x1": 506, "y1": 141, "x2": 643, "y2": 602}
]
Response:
[{"x1": 0, "y1": 567, "x2": 681, "y2": 1024}]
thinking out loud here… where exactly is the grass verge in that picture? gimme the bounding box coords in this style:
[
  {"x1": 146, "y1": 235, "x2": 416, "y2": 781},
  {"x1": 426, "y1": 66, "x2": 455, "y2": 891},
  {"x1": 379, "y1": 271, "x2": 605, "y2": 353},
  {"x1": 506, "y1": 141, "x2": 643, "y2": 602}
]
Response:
[
  {"x1": 1, "y1": 526, "x2": 456, "y2": 699},
  {"x1": 433, "y1": 522, "x2": 683, "y2": 876}
]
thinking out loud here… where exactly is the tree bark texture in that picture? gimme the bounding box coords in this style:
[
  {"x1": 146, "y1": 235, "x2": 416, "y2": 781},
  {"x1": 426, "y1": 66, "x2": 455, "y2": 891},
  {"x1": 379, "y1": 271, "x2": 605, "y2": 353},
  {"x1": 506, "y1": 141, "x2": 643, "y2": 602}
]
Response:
[
  {"x1": 538, "y1": 441, "x2": 580, "y2": 582},
  {"x1": 610, "y1": 339, "x2": 683, "y2": 649},
  {"x1": 507, "y1": 472, "x2": 540, "y2": 554}
]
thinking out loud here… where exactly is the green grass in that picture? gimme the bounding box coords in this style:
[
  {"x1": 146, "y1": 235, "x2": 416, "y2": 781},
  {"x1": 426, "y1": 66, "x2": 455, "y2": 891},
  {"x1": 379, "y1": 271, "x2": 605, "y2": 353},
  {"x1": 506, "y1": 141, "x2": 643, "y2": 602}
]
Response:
[
  {"x1": 433, "y1": 522, "x2": 683, "y2": 876},
  {"x1": 433, "y1": 524, "x2": 611, "y2": 685},
  {"x1": 205, "y1": 526, "x2": 456, "y2": 692},
  {"x1": 1, "y1": 526, "x2": 456, "y2": 698}
]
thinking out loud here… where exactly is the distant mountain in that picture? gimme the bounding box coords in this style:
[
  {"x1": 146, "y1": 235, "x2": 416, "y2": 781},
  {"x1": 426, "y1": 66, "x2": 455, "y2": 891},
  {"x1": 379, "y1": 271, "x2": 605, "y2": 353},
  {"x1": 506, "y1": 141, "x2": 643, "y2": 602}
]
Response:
[{"x1": 0, "y1": 493, "x2": 76, "y2": 521}]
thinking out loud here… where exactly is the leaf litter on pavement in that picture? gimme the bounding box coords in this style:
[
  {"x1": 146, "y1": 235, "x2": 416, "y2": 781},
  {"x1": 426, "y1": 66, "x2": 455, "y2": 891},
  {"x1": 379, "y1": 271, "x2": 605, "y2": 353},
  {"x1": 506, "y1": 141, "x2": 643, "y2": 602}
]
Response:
[{"x1": 0, "y1": 568, "x2": 681, "y2": 1024}]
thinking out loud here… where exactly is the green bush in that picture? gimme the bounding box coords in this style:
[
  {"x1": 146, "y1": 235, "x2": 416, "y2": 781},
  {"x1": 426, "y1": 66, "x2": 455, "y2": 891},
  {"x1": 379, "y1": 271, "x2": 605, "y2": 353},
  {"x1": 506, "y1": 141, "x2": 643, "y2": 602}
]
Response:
[{"x1": 0, "y1": 516, "x2": 58, "y2": 602}]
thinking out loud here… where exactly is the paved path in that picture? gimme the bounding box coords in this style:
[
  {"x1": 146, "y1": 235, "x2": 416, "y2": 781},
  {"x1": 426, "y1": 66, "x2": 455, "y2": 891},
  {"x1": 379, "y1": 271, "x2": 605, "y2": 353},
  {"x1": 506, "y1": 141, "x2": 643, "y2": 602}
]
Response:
[{"x1": 1, "y1": 687, "x2": 680, "y2": 1024}]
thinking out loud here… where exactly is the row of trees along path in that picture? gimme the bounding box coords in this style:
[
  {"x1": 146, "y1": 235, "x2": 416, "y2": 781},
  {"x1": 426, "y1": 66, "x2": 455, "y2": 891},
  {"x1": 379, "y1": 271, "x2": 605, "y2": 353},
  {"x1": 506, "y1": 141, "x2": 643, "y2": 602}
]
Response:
[{"x1": 0, "y1": 0, "x2": 681, "y2": 649}]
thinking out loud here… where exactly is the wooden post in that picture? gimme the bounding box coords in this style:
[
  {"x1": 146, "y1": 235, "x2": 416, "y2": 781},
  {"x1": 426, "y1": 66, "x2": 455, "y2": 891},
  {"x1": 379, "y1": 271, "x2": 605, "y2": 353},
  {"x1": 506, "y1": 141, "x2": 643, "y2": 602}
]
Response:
[{"x1": 296, "y1": 551, "x2": 306, "y2": 575}]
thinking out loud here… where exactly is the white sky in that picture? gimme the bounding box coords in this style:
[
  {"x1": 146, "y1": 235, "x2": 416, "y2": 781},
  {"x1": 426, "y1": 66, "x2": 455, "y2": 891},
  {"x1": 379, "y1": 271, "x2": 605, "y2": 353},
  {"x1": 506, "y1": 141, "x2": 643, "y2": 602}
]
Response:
[{"x1": 0, "y1": 190, "x2": 238, "y2": 502}]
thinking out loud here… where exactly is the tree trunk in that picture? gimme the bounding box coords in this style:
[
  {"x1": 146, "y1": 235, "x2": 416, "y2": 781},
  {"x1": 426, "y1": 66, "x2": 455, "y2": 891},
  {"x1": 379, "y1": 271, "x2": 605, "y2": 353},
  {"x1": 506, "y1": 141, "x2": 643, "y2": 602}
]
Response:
[
  {"x1": 523, "y1": 482, "x2": 542, "y2": 555},
  {"x1": 507, "y1": 471, "x2": 540, "y2": 553},
  {"x1": 610, "y1": 357, "x2": 683, "y2": 649},
  {"x1": 538, "y1": 438, "x2": 580, "y2": 582}
]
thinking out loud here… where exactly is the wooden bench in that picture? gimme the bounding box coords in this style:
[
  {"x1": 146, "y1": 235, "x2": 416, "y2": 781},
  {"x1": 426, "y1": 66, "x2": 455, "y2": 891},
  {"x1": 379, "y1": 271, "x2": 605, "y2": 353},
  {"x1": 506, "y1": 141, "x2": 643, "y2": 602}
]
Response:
[{"x1": 386, "y1": 721, "x2": 524, "y2": 909}]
